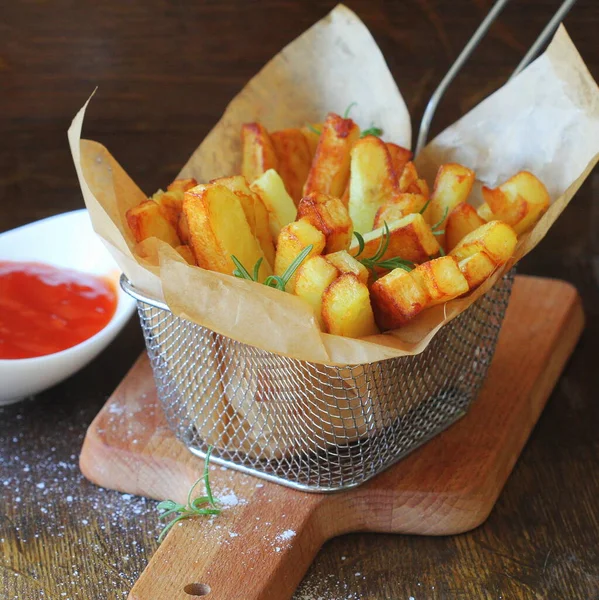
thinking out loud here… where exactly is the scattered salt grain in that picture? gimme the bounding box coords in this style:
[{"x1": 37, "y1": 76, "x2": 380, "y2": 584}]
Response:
[{"x1": 276, "y1": 529, "x2": 296, "y2": 542}]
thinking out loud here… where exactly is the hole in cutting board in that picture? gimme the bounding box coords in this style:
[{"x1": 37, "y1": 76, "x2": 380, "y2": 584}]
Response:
[{"x1": 184, "y1": 583, "x2": 211, "y2": 596}]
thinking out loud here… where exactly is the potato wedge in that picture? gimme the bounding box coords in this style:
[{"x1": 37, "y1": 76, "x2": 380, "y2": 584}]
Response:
[
  {"x1": 271, "y1": 129, "x2": 312, "y2": 204},
  {"x1": 370, "y1": 268, "x2": 429, "y2": 330},
  {"x1": 183, "y1": 184, "x2": 271, "y2": 280},
  {"x1": 167, "y1": 178, "x2": 198, "y2": 193},
  {"x1": 177, "y1": 210, "x2": 190, "y2": 244},
  {"x1": 274, "y1": 219, "x2": 326, "y2": 292},
  {"x1": 477, "y1": 202, "x2": 495, "y2": 222},
  {"x1": 458, "y1": 251, "x2": 496, "y2": 290},
  {"x1": 154, "y1": 190, "x2": 183, "y2": 228},
  {"x1": 294, "y1": 255, "x2": 340, "y2": 328},
  {"x1": 325, "y1": 250, "x2": 369, "y2": 285},
  {"x1": 373, "y1": 193, "x2": 428, "y2": 229},
  {"x1": 303, "y1": 112, "x2": 360, "y2": 198},
  {"x1": 445, "y1": 202, "x2": 487, "y2": 252},
  {"x1": 422, "y1": 164, "x2": 475, "y2": 246},
  {"x1": 241, "y1": 123, "x2": 279, "y2": 184},
  {"x1": 210, "y1": 175, "x2": 275, "y2": 267},
  {"x1": 175, "y1": 244, "x2": 196, "y2": 265},
  {"x1": 398, "y1": 162, "x2": 429, "y2": 196},
  {"x1": 300, "y1": 123, "x2": 323, "y2": 158},
  {"x1": 296, "y1": 192, "x2": 353, "y2": 253},
  {"x1": 126, "y1": 200, "x2": 180, "y2": 246},
  {"x1": 450, "y1": 221, "x2": 517, "y2": 266},
  {"x1": 321, "y1": 273, "x2": 379, "y2": 338},
  {"x1": 348, "y1": 135, "x2": 397, "y2": 233},
  {"x1": 349, "y1": 213, "x2": 440, "y2": 265},
  {"x1": 251, "y1": 169, "x2": 297, "y2": 240},
  {"x1": 482, "y1": 171, "x2": 550, "y2": 234},
  {"x1": 386, "y1": 143, "x2": 412, "y2": 182},
  {"x1": 409, "y1": 256, "x2": 469, "y2": 306}
]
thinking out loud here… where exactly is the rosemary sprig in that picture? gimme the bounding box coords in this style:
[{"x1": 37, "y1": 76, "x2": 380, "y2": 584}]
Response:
[
  {"x1": 232, "y1": 245, "x2": 313, "y2": 292},
  {"x1": 431, "y1": 207, "x2": 448, "y2": 237},
  {"x1": 343, "y1": 102, "x2": 357, "y2": 119},
  {"x1": 360, "y1": 125, "x2": 384, "y2": 138},
  {"x1": 419, "y1": 197, "x2": 431, "y2": 215},
  {"x1": 156, "y1": 446, "x2": 221, "y2": 543},
  {"x1": 306, "y1": 123, "x2": 321, "y2": 135},
  {"x1": 353, "y1": 222, "x2": 414, "y2": 277}
]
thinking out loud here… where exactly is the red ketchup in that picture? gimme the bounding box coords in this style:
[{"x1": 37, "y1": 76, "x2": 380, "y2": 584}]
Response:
[{"x1": 0, "y1": 261, "x2": 117, "y2": 360}]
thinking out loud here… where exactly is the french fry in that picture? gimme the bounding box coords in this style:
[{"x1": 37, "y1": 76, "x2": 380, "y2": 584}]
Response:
[
  {"x1": 477, "y1": 203, "x2": 495, "y2": 222},
  {"x1": 154, "y1": 191, "x2": 182, "y2": 228},
  {"x1": 349, "y1": 213, "x2": 440, "y2": 265},
  {"x1": 450, "y1": 220, "x2": 517, "y2": 266},
  {"x1": 296, "y1": 192, "x2": 353, "y2": 253},
  {"x1": 386, "y1": 143, "x2": 412, "y2": 182},
  {"x1": 398, "y1": 161, "x2": 429, "y2": 196},
  {"x1": 251, "y1": 169, "x2": 297, "y2": 240},
  {"x1": 274, "y1": 219, "x2": 326, "y2": 292},
  {"x1": 271, "y1": 129, "x2": 312, "y2": 204},
  {"x1": 177, "y1": 210, "x2": 190, "y2": 244},
  {"x1": 422, "y1": 163, "x2": 475, "y2": 247},
  {"x1": 373, "y1": 193, "x2": 428, "y2": 229},
  {"x1": 175, "y1": 244, "x2": 196, "y2": 265},
  {"x1": 458, "y1": 251, "x2": 496, "y2": 290},
  {"x1": 167, "y1": 178, "x2": 198, "y2": 193},
  {"x1": 325, "y1": 250, "x2": 369, "y2": 285},
  {"x1": 445, "y1": 202, "x2": 487, "y2": 252},
  {"x1": 211, "y1": 175, "x2": 275, "y2": 267},
  {"x1": 409, "y1": 256, "x2": 469, "y2": 306},
  {"x1": 321, "y1": 273, "x2": 379, "y2": 338},
  {"x1": 303, "y1": 112, "x2": 360, "y2": 198},
  {"x1": 126, "y1": 200, "x2": 180, "y2": 247},
  {"x1": 370, "y1": 268, "x2": 429, "y2": 330},
  {"x1": 241, "y1": 122, "x2": 279, "y2": 184},
  {"x1": 481, "y1": 171, "x2": 550, "y2": 234},
  {"x1": 183, "y1": 184, "x2": 272, "y2": 280},
  {"x1": 294, "y1": 255, "x2": 340, "y2": 328},
  {"x1": 300, "y1": 123, "x2": 323, "y2": 158},
  {"x1": 348, "y1": 135, "x2": 397, "y2": 233}
]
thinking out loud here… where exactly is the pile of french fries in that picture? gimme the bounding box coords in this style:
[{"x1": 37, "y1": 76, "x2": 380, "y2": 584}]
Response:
[{"x1": 126, "y1": 111, "x2": 550, "y2": 339}]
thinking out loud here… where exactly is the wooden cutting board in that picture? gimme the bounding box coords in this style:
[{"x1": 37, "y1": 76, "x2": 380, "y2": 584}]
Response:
[{"x1": 80, "y1": 275, "x2": 584, "y2": 600}]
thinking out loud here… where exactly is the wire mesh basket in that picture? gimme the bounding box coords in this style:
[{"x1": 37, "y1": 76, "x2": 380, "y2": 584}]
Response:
[{"x1": 122, "y1": 271, "x2": 513, "y2": 492}]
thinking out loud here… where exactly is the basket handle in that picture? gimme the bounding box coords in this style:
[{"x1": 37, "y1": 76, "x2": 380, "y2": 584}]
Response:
[{"x1": 128, "y1": 487, "x2": 325, "y2": 600}]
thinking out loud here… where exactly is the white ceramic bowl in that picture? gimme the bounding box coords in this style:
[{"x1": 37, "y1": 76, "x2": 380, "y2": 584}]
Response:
[{"x1": 0, "y1": 209, "x2": 137, "y2": 405}]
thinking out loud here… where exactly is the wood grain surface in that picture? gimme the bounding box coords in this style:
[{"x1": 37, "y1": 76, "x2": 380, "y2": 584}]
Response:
[
  {"x1": 78, "y1": 276, "x2": 584, "y2": 600},
  {"x1": 1, "y1": 1, "x2": 599, "y2": 599}
]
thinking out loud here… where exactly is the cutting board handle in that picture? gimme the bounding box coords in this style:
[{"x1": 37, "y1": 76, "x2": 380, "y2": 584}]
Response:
[{"x1": 128, "y1": 487, "x2": 324, "y2": 600}]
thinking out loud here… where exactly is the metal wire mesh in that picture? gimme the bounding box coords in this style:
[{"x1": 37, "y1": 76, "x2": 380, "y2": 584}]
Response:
[{"x1": 122, "y1": 270, "x2": 514, "y2": 492}]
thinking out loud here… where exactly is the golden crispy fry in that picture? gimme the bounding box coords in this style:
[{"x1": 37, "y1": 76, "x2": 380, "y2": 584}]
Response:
[
  {"x1": 325, "y1": 250, "x2": 369, "y2": 285},
  {"x1": 241, "y1": 123, "x2": 279, "y2": 184},
  {"x1": 370, "y1": 268, "x2": 429, "y2": 330},
  {"x1": 211, "y1": 175, "x2": 275, "y2": 267},
  {"x1": 422, "y1": 164, "x2": 475, "y2": 247},
  {"x1": 373, "y1": 193, "x2": 428, "y2": 229},
  {"x1": 458, "y1": 251, "x2": 496, "y2": 290},
  {"x1": 175, "y1": 244, "x2": 196, "y2": 265},
  {"x1": 271, "y1": 129, "x2": 312, "y2": 204},
  {"x1": 294, "y1": 255, "x2": 340, "y2": 328},
  {"x1": 450, "y1": 220, "x2": 517, "y2": 266},
  {"x1": 167, "y1": 178, "x2": 198, "y2": 193},
  {"x1": 303, "y1": 112, "x2": 360, "y2": 198},
  {"x1": 482, "y1": 171, "x2": 550, "y2": 234},
  {"x1": 348, "y1": 135, "x2": 397, "y2": 233},
  {"x1": 386, "y1": 143, "x2": 412, "y2": 181},
  {"x1": 274, "y1": 218, "x2": 326, "y2": 292},
  {"x1": 477, "y1": 203, "x2": 495, "y2": 221},
  {"x1": 296, "y1": 192, "x2": 353, "y2": 253},
  {"x1": 154, "y1": 191, "x2": 182, "y2": 228},
  {"x1": 409, "y1": 256, "x2": 469, "y2": 306},
  {"x1": 126, "y1": 200, "x2": 180, "y2": 246},
  {"x1": 183, "y1": 184, "x2": 271, "y2": 280},
  {"x1": 177, "y1": 210, "x2": 190, "y2": 244},
  {"x1": 301, "y1": 123, "x2": 323, "y2": 159},
  {"x1": 321, "y1": 273, "x2": 379, "y2": 338},
  {"x1": 398, "y1": 161, "x2": 429, "y2": 196},
  {"x1": 445, "y1": 202, "x2": 487, "y2": 252},
  {"x1": 349, "y1": 213, "x2": 440, "y2": 265},
  {"x1": 250, "y1": 169, "x2": 297, "y2": 240}
]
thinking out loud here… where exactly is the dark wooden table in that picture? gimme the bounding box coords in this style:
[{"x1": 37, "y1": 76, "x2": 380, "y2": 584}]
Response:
[{"x1": 1, "y1": 1, "x2": 598, "y2": 598}]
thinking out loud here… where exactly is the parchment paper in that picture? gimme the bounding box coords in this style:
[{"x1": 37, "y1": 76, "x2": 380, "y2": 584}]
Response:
[{"x1": 68, "y1": 5, "x2": 599, "y2": 366}]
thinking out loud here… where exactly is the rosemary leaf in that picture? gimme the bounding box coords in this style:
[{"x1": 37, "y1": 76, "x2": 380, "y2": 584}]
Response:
[
  {"x1": 431, "y1": 207, "x2": 449, "y2": 232},
  {"x1": 344, "y1": 102, "x2": 357, "y2": 119},
  {"x1": 360, "y1": 126, "x2": 383, "y2": 138},
  {"x1": 419, "y1": 198, "x2": 432, "y2": 215},
  {"x1": 352, "y1": 231, "x2": 366, "y2": 258},
  {"x1": 306, "y1": 123, "x2": 321, "y2": 135}
]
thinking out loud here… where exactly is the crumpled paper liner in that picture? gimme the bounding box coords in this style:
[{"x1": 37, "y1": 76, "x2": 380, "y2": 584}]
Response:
[{"x1": 68, "y1": 5, "x2": 599, "y2": 367}]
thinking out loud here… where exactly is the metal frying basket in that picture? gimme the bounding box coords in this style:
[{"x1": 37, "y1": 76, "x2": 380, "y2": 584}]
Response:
[
  {"x1": 122, "y1": 0, "x2": 574, "y2": 492},
  {"x1": 123, "y1": 272, "x2": 513, "y2": 492}
]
